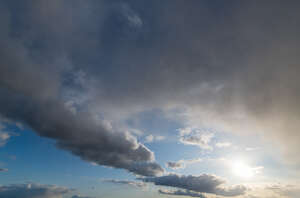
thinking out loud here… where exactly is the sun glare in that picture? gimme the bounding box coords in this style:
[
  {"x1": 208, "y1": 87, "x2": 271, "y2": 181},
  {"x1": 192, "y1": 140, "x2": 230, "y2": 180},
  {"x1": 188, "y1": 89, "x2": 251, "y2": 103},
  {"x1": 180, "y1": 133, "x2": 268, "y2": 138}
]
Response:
[{"x1": 232, "y1": 160, "x2": 254, "y2": 179}]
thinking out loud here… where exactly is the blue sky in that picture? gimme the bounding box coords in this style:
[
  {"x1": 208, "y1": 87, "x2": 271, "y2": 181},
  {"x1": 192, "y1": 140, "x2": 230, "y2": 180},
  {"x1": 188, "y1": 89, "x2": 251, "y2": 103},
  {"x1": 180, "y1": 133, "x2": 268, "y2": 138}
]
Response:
[{"x1": 1, "y1": 1, "x2": 300, "y2": 198}]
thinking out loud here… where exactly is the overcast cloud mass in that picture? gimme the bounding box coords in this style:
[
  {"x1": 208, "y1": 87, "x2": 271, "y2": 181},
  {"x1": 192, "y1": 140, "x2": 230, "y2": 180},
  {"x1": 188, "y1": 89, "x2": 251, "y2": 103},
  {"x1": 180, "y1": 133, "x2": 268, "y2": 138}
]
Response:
[{"x1": 1, "y1": 0, "x2": 300, "y2": 198}]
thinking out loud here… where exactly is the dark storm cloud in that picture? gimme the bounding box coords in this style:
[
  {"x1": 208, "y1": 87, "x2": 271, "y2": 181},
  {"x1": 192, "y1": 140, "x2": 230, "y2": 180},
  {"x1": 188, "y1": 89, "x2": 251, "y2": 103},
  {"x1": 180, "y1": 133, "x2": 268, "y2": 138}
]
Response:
[
  {"x1": 143, "y1": 174, "x2": 246, "y2": 197},
  {"x1": 158, "y1": 189, "x2": 207, "y2": 198},
  {"x1": 0, "y1": 183, "x2": 70, "y2": 198}
]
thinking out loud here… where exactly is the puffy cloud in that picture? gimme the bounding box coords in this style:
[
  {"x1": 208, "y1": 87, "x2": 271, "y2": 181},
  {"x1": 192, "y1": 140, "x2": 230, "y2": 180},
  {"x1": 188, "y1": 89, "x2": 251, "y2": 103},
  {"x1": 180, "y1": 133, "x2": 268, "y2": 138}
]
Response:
[
  {"x1": 0, "y1": 183, "x2": 71, "y2": 198},
  {"x1": 158, "y1": 189, "x2": 206, "y2": 198},
  {"x1": 103, "y1": 179, "x2": 147, "y2": 188},
  {"x1": 143, "y1": 174, "x2": 246, "y2": 197}
]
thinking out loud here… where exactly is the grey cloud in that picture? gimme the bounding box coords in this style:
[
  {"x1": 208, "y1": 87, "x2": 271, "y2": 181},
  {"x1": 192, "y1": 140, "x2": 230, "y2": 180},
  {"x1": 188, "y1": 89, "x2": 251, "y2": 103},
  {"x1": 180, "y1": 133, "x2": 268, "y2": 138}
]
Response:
[
  {"x1": 0, "y1": 168, "x2": 8, "y2": 172},
  {"x1": 158, "y1": 189, "x2": 207, "y2": 198},
  {"x1": 166, "y1": 161, "x2": 185, "y2": 170},
  {"x1": 0, "y1": 87, "x2": 163, "y2": 176},
  {"x1": 166, "y1": 158, "x2": 202, "y2": 170},
  {"x1": 103, "y1": 179, "x2": 147, "y2": 188},
  {"x1": 143, "y1": 174, "x2": 246, "y2": 197},
  {"x1": 0, "y1": 183, "x2": 70, "y2": 198},
  {"x1": 72, "y1": 196, "x2": 95, "y2": 198},
  {"x1": 1, "y1": 0, "x2": 300, "y2": 178},
  {"x1": 86, "y1": 0, "x2": 300, "y2": 165},
  {"x1": 0, "y1": 1, "x2": 163, "y2": 177}
]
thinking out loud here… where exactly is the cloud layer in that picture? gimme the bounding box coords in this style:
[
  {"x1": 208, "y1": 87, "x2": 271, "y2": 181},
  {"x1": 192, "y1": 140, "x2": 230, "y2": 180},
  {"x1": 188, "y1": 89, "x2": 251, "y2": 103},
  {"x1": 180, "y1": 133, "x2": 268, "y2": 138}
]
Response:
[
  {"x1": 166, "y1": 158, "x2": 202, "y2": 170},
  {"x1": 1, "y1": 0, "x2": 300, "y2": 183},
  {"x1": 0, "y1": 183, "x2": 70, "y2": 198},
  {"x1": 103, "y1": 179, "x2": 147, "y2": 188},
  {"x1": 158, "y1": 189, "x2": 206, "y2": 198},
  {"x1": 143, "y1": 174, "x2": 246, "y2": 197}
]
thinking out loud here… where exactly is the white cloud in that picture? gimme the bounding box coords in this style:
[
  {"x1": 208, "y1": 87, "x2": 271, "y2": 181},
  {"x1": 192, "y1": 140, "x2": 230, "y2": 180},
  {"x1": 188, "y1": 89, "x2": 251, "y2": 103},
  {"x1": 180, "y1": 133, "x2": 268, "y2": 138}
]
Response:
[
  {"x1": 0, "y1": 122, "x2": 11, "y2": 147},
  {"x1": 120, "y1": 3, "x2": 143, "y2": 28},
  {"x1": 246, "y1": 147, "x2": 260, "y2": 151},
  {"x1": 215, "y1": 142, "x2": 232, "y2": 148}
]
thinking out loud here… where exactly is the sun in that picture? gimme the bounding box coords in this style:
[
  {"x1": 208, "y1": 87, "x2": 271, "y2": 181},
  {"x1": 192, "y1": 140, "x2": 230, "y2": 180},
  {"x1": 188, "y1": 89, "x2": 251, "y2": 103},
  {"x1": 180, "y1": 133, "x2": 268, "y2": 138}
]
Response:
[{"x1": 232, "y1": 160, "x2": 254, "y2": 179}]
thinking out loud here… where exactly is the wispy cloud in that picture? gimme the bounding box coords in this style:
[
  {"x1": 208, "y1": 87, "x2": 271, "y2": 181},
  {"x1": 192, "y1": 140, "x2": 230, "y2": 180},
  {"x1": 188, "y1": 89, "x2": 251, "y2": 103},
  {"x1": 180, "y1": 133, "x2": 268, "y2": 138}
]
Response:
[
  {"x1": 178, "y1": 128, "x2": 214, "y2": 150},
  {"x1": 144, "y1": 135, "x2": 165, "y2": 143},
  {"x1": 0, "y1": 168, "x2": 8, "y2": 172},
  {"x1": 103, "y1": 179, "x2": 147, "y2": 188},
  {"x1": 215, "y1": 142, "x2": 232, "y2": 148},
  {"x1": 166, "y1": 158, "x2": 202, "y2": 170},
  {"x1": 159, "y1": 189, "x2": 206, "y2": 198}
]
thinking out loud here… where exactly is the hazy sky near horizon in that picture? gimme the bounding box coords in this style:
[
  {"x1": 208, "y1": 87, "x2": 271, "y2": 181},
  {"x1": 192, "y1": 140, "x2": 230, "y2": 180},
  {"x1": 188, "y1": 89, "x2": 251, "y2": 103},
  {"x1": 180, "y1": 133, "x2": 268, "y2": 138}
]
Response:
[{"x1": 1, "y1": 1, "x2": 300, "y2": 198}]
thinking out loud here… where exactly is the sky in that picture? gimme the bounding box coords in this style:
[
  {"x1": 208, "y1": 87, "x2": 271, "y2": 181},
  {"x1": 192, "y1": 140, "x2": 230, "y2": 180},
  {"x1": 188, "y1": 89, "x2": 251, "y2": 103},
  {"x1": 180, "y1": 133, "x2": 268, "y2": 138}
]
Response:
[{"x1": 0, "y1": 1, "x2": 300, "y2": 198}]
